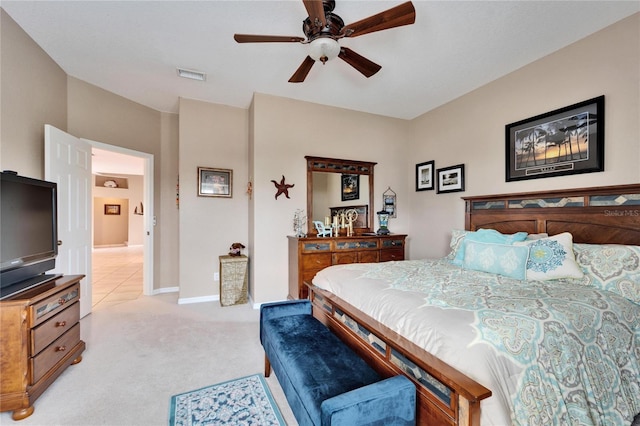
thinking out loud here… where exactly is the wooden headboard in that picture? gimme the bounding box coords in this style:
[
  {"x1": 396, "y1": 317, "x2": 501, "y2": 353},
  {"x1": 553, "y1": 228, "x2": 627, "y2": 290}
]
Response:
[{"x1": 463, "y1": 184, "x2": 640, "y2": 245}]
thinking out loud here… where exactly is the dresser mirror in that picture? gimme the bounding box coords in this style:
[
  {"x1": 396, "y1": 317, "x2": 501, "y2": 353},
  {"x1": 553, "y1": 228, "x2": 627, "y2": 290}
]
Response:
[{"x1": 305, "y1": 156, "x2": 376, "y2": 236}]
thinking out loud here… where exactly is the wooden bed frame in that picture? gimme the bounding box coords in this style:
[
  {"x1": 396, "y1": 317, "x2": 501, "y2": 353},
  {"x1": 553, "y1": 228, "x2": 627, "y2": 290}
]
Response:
[{"x1": 308, "y1": 184, "x2": 640, "y2": 426}]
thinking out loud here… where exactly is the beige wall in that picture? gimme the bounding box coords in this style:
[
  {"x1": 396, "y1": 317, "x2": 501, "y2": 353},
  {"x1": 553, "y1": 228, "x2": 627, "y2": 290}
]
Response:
[
  {"x1": 0, "y1": 9, "x2": 180, "y2": 291},
  {"x1": 407, "y1": 13, "x2": 640, "y2": 259},
  {"x1": 93, "y1": 197, "x2": 129, "y2": 246},
  {"x1": 93, "y1": 174, "x2": 145, "y2": 246},
  {"x1": 159, "y1": 112, "x2": 180, "y2": 290},
  {"x1": 66, "y1": 78, "x2": 179, "y2": 290},
  {"x1": 0, "y1": 9, "x2": 67, "y2": 178},
  {"x1": 250, "y1": 94, "x2": 409, "y2": 303},
  {"x1": 178, "y1": 98, "x2": 249, "y2": 301}
]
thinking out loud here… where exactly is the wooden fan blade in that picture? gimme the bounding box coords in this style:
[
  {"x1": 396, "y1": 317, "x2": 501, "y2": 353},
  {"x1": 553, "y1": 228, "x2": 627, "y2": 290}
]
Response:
[
  {"x1": 338, "y1": 47, "x2": 381, "y2": 78},
  {"x1": 302, "y1": 0, "x2": 327, "y2": 28},
  {"x1": 342, "y1": 1, "x2": 415, "y2": 38},
  {"x1": 289, "y1": 56, "x2": 316, "y2": 83},
  {"x1": 234, "y1": 34, "x2": 305, "y2": 43}
]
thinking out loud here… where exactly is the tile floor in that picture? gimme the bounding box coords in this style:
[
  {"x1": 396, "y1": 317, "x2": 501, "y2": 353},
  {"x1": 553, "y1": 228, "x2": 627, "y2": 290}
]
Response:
[{"x1": 91, "y1": 245, "x2": 143, "y2": 309}]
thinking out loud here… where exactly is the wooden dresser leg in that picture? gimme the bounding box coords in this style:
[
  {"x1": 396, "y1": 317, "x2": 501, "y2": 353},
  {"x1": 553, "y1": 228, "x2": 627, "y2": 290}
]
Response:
[
  {"x1": 12, "y1": 406, "x2": 35, "y2": 421},
  {"x1": 72, "y1": 355, "x2": 83, "y2": 365}
]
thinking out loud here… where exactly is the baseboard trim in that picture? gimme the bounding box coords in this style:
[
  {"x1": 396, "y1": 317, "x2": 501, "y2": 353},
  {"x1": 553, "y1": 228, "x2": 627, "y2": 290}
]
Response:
[
  {"x1": 177, "y1": 294, "x2": 220, "y2": 305},
  {"x1": 153, "y1": 287, "x2": 179, "y2": 295}
]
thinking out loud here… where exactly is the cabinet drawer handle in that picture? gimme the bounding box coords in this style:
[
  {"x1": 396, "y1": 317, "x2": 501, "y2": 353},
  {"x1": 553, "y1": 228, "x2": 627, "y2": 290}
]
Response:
[
  {"x1": 56, "y1": 321, "x2": 67, "y2": 327},
  {"x1": 58, "y1": 298, "x2": 67, "y2": 305},
  {"x1": 315, "y1": 244, "x2": 321, "y2": 250},
  {"x1": 56, "y1": 346, "x2": 66, "y2": 352}
]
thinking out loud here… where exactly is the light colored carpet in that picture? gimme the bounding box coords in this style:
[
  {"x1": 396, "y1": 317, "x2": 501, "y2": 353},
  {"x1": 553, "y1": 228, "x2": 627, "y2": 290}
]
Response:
[{"x1": 0, "y1": 293, "x2": 297, "y2": 425}]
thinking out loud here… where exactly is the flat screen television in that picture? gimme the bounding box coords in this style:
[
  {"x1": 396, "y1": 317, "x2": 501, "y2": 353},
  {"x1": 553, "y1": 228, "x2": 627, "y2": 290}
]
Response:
[{"x1": 0, "y1": 171, "x2": 60, "y2": 299}]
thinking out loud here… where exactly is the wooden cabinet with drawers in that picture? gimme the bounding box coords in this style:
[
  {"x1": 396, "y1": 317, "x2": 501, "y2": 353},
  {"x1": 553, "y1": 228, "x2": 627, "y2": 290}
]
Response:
[
  {"x1": 0, "y1": 275, "x2": 86, "y2": 420},
  {"x1": 288, "y1": 235, "x2": 407, "y2": 299}
]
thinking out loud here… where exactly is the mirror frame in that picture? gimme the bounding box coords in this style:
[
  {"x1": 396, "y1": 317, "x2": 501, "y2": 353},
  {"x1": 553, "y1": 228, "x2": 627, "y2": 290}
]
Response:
[{"x1": 306, "y1": 156, "x2": 376, "y2": 236}]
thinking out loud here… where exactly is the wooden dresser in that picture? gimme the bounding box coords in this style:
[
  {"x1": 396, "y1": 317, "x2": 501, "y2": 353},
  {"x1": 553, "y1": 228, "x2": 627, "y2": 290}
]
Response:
[
  {"x1": 288, "y1": 234, "x2": 406, "y2": 299},
  {"x1": 0, "y1": 275, "x2": 86, "y2": 420}
]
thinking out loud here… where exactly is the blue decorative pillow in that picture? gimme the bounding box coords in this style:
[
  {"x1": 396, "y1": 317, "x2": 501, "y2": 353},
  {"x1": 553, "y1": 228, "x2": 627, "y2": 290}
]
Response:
[
  {"x1": 462, "y1": 241, "x2": 530, "y2": 280},
  {"x1": 452, "y1": 228, "x2": 528, "y2": 266},
  {"x1": 514, "y1": 232, "x2": 583, "y2": 280}
]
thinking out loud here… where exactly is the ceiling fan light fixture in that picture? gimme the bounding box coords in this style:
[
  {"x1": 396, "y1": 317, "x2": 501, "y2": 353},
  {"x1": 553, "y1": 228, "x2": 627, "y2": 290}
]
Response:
[
  {"x1": 177, "y1": 67, "x2": 206, "y2": 81},
  {"x1": 308, "y1": 38, "x2": 340, "y2": 64}
]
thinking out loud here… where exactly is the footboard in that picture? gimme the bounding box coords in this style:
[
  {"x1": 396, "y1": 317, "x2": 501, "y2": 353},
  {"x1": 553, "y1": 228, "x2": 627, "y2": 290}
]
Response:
[{"x1": 309, "y1": 285, "x2": 492, "y2": 426}]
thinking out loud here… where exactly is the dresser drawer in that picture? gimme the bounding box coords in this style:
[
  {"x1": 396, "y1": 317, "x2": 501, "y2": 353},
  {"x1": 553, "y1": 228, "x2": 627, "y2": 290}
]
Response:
[
  {"x1": 30, "y1": 323, "x2": 81, "y2": 384},
  {"x1": 301, "y1": 253, "x2": 332, "y2": 270},
  {"x1": 30, "y1": 284, "x2": 80, "y2": 327},
  {"x1": 380, "y1": 248, "x2": 404, "y2": 262},
  {"x1": 301, "y1": 242, "x2": 331, "y2": 253},
  {"x1": 381, "y1": 238, "x2": 405, "y2": 249},
  {"x1": 333, "y1": 252, "x2": 357, "y2": 264},
  {"x1": 358, "y1": 251, "x2": 380, "y2": 263},
  {"x1": 31, "y1": 302, "x2": 80, "y2": 355}
]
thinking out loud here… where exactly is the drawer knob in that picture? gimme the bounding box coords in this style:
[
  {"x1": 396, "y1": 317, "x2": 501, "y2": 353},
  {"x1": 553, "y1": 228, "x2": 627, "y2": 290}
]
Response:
[
  {"x1": 56, "y1": 321, "x2": 67, "y2": 327},
  {"x1": 58, "y1": 298, "x2": 67, "y2": 305},
  {"x1": 315, "y1": 244, "x2": 320, "y2": 250},
  {"x1": 56, "y1": 346, "x2": 66, "y2": 352}
]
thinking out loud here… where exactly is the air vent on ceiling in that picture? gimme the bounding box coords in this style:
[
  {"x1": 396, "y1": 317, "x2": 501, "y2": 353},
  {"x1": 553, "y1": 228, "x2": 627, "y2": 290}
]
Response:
[{"x1": 177, "y1": 67, "x2": 206, "y2": 81}]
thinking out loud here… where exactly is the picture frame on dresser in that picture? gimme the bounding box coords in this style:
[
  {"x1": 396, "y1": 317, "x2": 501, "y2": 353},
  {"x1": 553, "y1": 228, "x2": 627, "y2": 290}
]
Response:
[{"x1": 505, "y1": 95, "x2": 604, "y2": 182}]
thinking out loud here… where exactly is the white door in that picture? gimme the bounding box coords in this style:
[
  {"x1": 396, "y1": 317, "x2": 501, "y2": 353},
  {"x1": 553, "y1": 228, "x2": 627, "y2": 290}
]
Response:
[{"x1": 45, "y1": 125, "x2": 93, "y2": 318}]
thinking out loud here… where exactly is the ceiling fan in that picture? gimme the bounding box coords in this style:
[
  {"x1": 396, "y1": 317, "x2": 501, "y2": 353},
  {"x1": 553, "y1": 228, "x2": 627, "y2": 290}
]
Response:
[{"x1": 234, "y1": 0, "x2": 416, "y2": 83}]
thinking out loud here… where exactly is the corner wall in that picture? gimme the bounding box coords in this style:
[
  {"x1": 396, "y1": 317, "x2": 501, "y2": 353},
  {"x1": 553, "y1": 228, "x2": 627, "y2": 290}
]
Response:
[
  {"x1": 0, "y1": 9, "x2": 67, "y2": 178},
  {"x1": 178, "y1": 98, "x2": 249, "y2": 301},
  {"x1": 408, "y1": 13, "x2": 640, "y2": 259},
  {"x1": 250, "y1": 94, "x2": 409, "y2": 303}
]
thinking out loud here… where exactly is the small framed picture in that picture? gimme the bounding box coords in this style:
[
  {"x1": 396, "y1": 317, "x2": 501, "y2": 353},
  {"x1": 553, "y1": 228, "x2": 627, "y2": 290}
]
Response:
[
  {"x1": 198, "y1": 167, "x2": 232, "y2": 198},
  {"x1": 104, "y1": 204, "x2": 121, "y2": 215},
  {"x1": 437, "y1": 164, "x2": 465, "y2": 194},
  {"x1": 341, "y1": 174, "x2": 359, "y2": 201},
  {"x1": 416, "y1": 161, "x2": 434, "y2": 191}
]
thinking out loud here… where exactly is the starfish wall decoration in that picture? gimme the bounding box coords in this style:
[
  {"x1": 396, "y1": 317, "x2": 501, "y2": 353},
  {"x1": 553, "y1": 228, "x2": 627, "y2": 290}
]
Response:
[{"x1": 271, "y1": 175, "x2": 294, "y2": 199}]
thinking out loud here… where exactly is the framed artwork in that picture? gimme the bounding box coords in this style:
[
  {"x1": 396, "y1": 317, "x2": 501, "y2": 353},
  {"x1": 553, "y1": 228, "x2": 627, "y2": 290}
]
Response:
[
  {"x1": 506, "y1": 95, "x2": 604, "y2": 182},
  {"x1": 416, "y1": 160, "x2": 434, "y2": 191},
  {"x1": 104, "y1": 204, "x2": 121, "y2": 215},
  {"x1": 437, "y1": 164, "x2": 465, "y2": 194},
  {"x1": 329, "y1": 205, "x2": 369, "y2": 228},
  {"x1": 341, "y1": 174, "x2": 359, "y2": 201},
  {"x1": 198, "y1": 167, "x2": 232, "y2": 198}
]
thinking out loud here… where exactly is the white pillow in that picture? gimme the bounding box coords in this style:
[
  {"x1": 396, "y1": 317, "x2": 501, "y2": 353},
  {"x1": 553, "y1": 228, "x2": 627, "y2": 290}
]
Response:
[
  {"x1": 515, "y1": 232, "x2": 583, "y2": 281},
  {"x1": 526, "y1": 233, "x2": 548, "y2": 240}
]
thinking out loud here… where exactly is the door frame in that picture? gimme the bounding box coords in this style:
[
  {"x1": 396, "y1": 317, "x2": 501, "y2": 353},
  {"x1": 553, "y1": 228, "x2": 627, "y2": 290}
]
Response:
[{"x1": 85, "y1": 139, "x2": 154, "y2": 296}]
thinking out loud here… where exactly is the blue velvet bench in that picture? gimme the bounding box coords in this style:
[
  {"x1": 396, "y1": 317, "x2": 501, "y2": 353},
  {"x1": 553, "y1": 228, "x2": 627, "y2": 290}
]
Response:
[{"x1": 260, "y1": 299, "x2": 416, "y2": 426}]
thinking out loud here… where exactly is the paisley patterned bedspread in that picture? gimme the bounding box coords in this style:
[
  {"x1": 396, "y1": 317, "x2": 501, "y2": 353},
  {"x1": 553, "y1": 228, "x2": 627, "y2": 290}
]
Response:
[{"x1": 312, "y1": 259, "x2": 640, "y2": 426}]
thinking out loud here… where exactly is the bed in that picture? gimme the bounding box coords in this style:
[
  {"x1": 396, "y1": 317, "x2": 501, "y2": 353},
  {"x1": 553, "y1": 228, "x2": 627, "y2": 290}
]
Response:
[{"x1": 308, "y1": 184, "x2": 640, "y2": 426}]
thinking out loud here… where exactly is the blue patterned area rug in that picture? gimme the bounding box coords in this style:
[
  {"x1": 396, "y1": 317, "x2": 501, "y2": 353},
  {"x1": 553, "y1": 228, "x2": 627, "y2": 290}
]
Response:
[{"x1": 168, "y1": 374, "x2": 285, "y2": 426}]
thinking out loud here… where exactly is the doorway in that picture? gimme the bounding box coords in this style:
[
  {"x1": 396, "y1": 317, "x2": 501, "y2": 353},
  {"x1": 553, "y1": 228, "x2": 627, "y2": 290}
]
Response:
[{"x1": 88, "y1": 141, "x2": 154, "y2": 304}]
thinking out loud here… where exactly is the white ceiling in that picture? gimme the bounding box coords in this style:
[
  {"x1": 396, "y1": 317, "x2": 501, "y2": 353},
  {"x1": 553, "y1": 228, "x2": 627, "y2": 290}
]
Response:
[{"x1": 2, "y1": 1, "x2": 638, "y2": 120}]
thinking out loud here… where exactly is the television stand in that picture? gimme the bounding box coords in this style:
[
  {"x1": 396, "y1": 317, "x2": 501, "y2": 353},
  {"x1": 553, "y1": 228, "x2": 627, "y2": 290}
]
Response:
[
  {"x1": 0, "y1": 273, "x2": 63, "y2": 300},
  {"x1": 0, "y1": 274, "x2": 85, "y2": 420}
]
